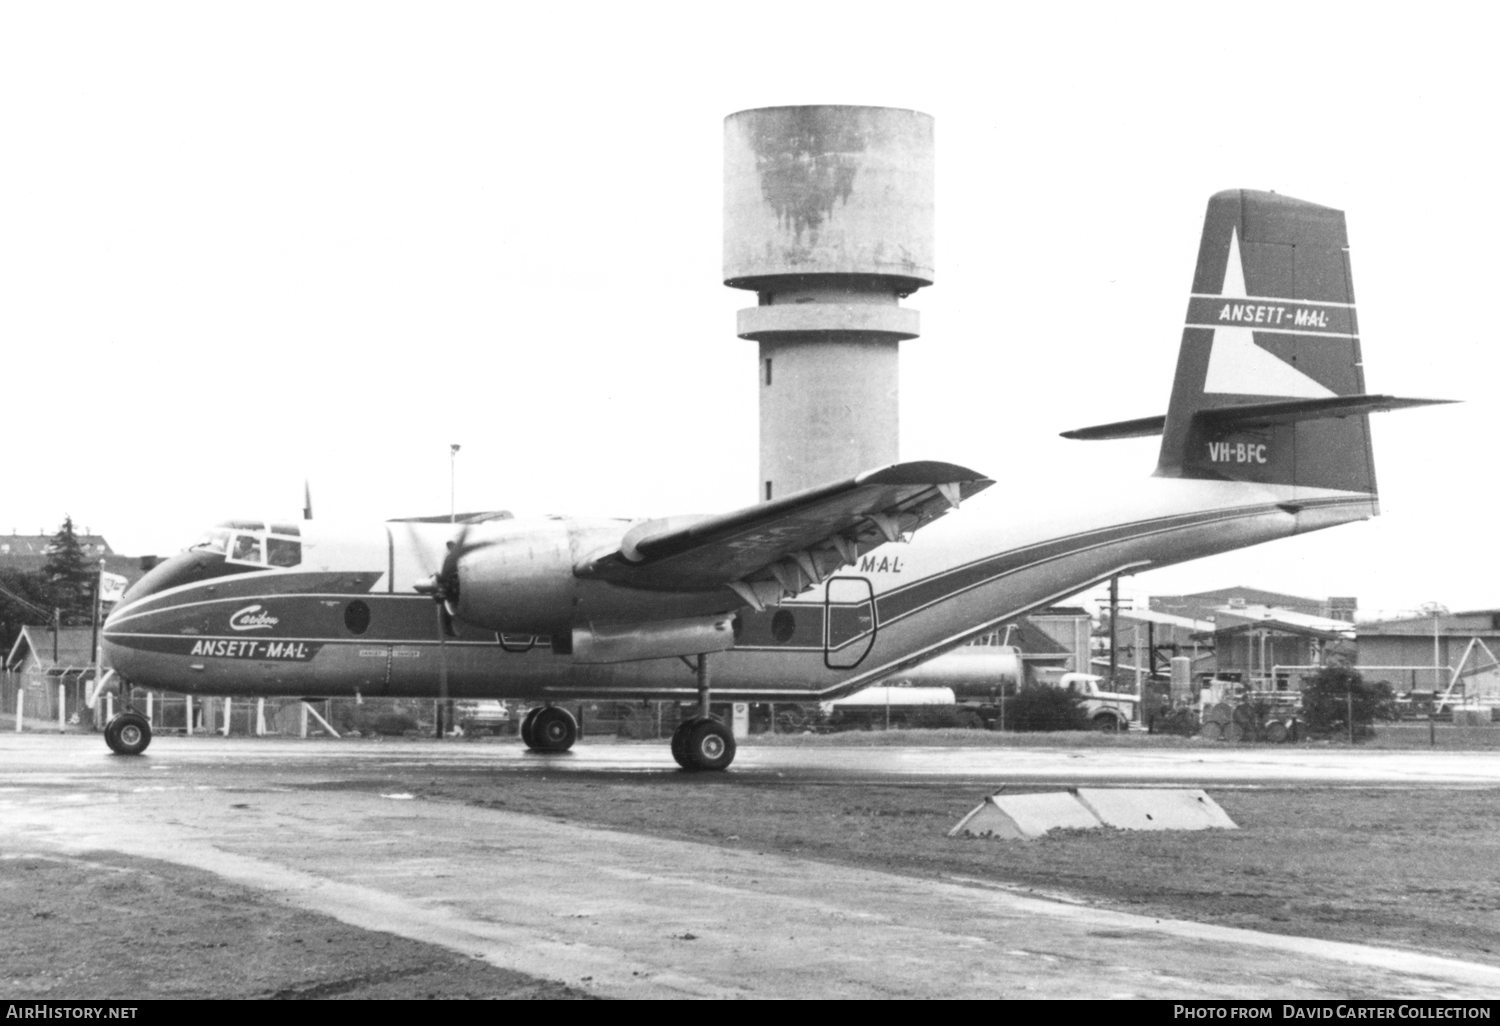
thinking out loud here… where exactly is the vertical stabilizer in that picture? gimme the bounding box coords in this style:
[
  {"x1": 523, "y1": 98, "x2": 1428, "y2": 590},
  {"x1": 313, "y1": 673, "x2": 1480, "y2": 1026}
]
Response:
[{"x1": 1156, "y1": 190, "x2": 1376, "y2": 498}]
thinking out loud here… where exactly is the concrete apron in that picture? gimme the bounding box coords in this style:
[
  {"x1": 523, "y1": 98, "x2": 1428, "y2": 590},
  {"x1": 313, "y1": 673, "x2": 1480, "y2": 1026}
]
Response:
[{"x1": 5, "y1": 786, "x2": 1499, "y2": 999}]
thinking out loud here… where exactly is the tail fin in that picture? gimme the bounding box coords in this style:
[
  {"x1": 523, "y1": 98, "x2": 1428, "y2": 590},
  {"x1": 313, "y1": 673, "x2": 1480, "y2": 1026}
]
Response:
[
  {"x1": 1157, "y1": 189, "x2": 1378, "y2": 493},
  {"x1": 1060, "y1": 190, "x2": 1450, "y2": 487}
]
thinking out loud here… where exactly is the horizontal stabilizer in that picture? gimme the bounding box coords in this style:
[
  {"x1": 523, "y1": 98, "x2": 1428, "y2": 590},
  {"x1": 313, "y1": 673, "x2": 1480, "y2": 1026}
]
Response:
[
  {"x1": 1063, "y1": 395, "x2": 1452, "y2": 441},
  {"x1": 1060, "y1": 415, "x2": 1168, "y2": 441},
  {"x1": 1197, "y1": 395, "x2": 1455, "y2": 429}
]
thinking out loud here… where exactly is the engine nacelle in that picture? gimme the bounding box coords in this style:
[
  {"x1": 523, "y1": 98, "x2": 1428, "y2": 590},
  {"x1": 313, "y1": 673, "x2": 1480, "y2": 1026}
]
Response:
[
  {"x1": 572, "y1": 615, "x2": 737, "y2": 665},
  {"x1": 449, "y1": 521, "x2": 579, "y2": 633}
]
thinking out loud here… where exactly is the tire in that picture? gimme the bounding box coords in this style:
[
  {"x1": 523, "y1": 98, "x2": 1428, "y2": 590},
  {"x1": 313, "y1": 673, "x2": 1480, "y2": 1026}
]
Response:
[
  {"x1": 1199, "y1": 721, "x2": 1223, "y2": 741},
  {"x1": 680, "y1": 718, "x2": 736, "y2": 771},
  {"x1": 1092, "y1": 713, "x2": 1122, "y2": 733},
  {"x1": 670, "y1": 720, "x2": 692, "y2": 768},
  {"x1": 529, "y1": 707, "x2": 577, "y2": 752},
  {"x1": 519, "y1": 707, "x2": 541, "y2": 748},
  {"x1": 105, "y1": 712, "x2": 152, "y2": 756}
]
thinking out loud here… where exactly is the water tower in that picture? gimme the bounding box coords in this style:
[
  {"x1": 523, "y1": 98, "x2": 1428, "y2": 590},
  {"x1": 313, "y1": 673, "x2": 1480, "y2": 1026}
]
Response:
[{"x1": 723, "y1": 105, "x2": 935, "y2": 501}]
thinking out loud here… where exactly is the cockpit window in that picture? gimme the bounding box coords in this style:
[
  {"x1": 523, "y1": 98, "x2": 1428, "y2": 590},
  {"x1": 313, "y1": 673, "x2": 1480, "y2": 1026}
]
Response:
[
  {"x1": 230, "y1": 534, "x2": 264, "y2": 563},
  {"x1": 191, "y1": 523, "x2": 301, "y2": 568},
  {"x1": 266, "y1": 537, "x2": 301, "y2": 567},
  {"x1": 191, "y1": 529, "x2": 232, "y2": 554}
]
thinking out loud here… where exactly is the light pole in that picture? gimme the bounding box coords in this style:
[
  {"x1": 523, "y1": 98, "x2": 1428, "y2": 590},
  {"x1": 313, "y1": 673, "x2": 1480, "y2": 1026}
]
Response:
[
  {"x1": 449, "y1": 444, "x2": 461, "y2": 524},
  {"x1": 1421, "y1": 601, "x2": 1449, "y2": 693}
]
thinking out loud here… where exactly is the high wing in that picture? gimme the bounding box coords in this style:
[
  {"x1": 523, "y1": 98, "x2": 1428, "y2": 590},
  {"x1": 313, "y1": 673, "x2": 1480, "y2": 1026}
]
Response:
[{"x1": 579, "y1": 461, "x2": 993, "y2": 608}]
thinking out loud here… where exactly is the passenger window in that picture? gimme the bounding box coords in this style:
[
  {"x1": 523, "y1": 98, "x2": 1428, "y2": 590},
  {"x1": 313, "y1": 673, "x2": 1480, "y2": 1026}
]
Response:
[
  {"x1": 266, "y1": 537, "x2": 302, "y2": 567},
  {"x1": 229, "y1": 534, "x2": 264, "y2": 564}
]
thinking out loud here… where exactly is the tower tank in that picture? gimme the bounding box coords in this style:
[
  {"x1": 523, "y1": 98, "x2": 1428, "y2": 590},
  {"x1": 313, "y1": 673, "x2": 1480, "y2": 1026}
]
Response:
[{"x1": 723, "y1": 105, "x2": 934, "y2": 500}]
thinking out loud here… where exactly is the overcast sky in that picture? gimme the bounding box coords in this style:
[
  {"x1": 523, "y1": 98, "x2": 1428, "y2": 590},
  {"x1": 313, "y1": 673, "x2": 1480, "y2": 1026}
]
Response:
[{"x1": 2, "y1": 3, "x2": 1493, "y2": 619}]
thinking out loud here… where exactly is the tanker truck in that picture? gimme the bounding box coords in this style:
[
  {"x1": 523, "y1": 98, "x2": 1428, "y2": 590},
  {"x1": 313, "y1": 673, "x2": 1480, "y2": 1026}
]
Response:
[{"x1": 881, "y1": 647, "x2": 1137, "y2": 731}]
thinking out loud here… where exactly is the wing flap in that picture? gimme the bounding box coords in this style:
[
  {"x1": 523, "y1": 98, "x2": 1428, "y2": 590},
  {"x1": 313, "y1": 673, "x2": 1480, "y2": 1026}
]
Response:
[{"x1": 582, "y1": 460, "x2": 993, "y2": 599}]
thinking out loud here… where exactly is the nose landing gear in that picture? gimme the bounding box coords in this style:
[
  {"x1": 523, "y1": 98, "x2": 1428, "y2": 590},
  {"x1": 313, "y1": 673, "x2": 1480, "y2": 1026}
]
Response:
[{"x1": 104, "y1": 710, "x2": 152, "y2": 756}]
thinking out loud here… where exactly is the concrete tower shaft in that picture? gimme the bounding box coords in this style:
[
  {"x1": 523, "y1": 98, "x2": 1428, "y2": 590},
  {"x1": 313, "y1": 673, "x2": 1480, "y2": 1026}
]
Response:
[{"x1": 723, "y1": 105, "x2": 934, "y2": 501}]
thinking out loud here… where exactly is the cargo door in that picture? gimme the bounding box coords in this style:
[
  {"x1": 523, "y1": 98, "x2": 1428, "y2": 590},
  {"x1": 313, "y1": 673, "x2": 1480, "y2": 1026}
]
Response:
[{"x1": 825, "y1": 577, "x2": 876, "y2": 669}]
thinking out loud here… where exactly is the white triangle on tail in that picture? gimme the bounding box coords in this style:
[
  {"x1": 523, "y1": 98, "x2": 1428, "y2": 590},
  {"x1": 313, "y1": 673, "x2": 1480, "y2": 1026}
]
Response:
[{"x1": 1203, "y1": 228, "x2": 1335, "y2": 398}]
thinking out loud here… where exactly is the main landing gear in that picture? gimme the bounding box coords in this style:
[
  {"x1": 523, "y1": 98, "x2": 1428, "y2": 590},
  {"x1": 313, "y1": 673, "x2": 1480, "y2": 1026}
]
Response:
[
  {"x1": 520, "y1": 705, "x2": 577, "y2": 753},
  {"x1": 516, "y1": 654, "x2": 738, "y2": 771},
  {"x1": 104, "y1": 684, "x2": 152, "y2": 756},
  {"x1": 670, "y1": 652, "x2": 736, "y2": 772}
]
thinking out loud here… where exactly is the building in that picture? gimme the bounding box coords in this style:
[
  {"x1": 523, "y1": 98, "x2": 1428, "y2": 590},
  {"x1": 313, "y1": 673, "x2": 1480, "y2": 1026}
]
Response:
[
  {"x1": 1150, "y1": 587, "x2": 1357, "y2": 624},
  {"x1": 1112, "y1": 608, "x2": 1216, "y2": 681},
  {"x1": 5, "y1": 625, "x2": 99, "y2": 674},
  {"x1": 1355, "y1": 610, "x2": 1500, "y2": 696},
  {"x1": 1027, "y1": 606, "x2": 1092, "y2": 675},
  {"x1": 1195, "y1": 606, "x2": 1355, "y2": 690}
]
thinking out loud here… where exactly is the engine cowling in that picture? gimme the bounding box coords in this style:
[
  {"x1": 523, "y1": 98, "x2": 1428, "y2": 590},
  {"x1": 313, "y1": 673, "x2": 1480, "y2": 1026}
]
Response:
[{"x1": 447, "y1": 521, "x2": 578, "y2": 633}]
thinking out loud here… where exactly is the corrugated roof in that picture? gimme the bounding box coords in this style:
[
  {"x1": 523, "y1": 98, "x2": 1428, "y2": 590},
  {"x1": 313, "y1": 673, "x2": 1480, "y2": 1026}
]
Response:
[
  {"x1": 1358, "y1": 610, "x2": 1500, "y2": 636},
  {"x1": 1118, "y1": 608, "x2": 1214, "y2": 632},
  {"x1": 1200, "y1": 605, "x2": 1355, "y2": 641}
]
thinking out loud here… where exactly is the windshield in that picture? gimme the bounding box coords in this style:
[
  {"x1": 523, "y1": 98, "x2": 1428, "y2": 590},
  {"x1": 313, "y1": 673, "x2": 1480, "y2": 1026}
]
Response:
[{"x1": 189, "y1": 523, "x2": 301, "y2": 568}]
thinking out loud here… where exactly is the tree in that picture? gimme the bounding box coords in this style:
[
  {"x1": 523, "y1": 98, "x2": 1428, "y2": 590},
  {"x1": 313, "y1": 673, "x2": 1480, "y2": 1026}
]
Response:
[
  {"x1": 1002, "y1": 685, "x2": 1090, "y2": 732},
  {"x1": 0, "y1": 568, "x2": 53, "y2": 654},
  {"x1": 1301, "y1": 665, "x2": 1394, "y2": 740},
  {"x1": 42, "y1": 516, "x2": 95, "y2": 626}
]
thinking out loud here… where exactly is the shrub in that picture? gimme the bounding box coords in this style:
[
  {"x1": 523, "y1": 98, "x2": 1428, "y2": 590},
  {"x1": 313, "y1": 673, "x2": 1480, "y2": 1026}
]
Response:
[
  {"x1": 1001, "y1": 686, "x2": 1089, "y2": 732},
  {"x1": 1152, "y1": 706, "x2": 1200, "y2": 736},
  {"x1": 906, "y1": 706, "x2": 975, "y2": 730},
  {"x1": 1300, "y1": 666, "x2": 1394, "y2": 740}
]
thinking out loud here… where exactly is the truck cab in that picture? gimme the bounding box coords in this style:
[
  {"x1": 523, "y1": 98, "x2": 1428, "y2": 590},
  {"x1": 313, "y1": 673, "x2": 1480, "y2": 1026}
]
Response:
[{"x1": 1059, "y1": 672, "x2": 1138, "y2": 732}]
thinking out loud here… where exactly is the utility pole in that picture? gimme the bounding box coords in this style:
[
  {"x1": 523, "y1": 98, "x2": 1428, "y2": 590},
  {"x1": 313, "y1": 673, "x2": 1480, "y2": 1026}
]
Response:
[
  {"x1": 1108, "y1": 576, "x2": 1119, "y2": 689},
  {"x1": 449, "y1": 444, "x2": 461, "y2": 524}
]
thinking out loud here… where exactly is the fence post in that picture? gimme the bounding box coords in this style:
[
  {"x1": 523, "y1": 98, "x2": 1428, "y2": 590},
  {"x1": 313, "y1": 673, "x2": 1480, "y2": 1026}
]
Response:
[
  {"x1": 185, "y1": 695, "x2": 194, "y2": 736},
  {"x1": 256, "y1": 698, "x2": 266, "y2": 737},
  {"x1": 14, "y1": 689, "x2": 22, "y2": 732},
  {"x1": 58, "y1": 683, "x2": 67, "y2": 731},
  {"x1": 223, "y1": 697, "x2": 232, "y2": 737}
]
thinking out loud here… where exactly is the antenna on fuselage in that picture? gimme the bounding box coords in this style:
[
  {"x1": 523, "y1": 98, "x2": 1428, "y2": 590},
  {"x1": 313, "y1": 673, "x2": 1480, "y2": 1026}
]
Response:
[{"x1": 302, "y1": 480, "x2": 313, "y2": 521}]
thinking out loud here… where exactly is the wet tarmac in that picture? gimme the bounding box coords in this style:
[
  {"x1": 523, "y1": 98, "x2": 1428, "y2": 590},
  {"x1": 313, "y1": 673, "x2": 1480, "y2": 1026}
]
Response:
[
  {"x1": 6, "y1": 733, "x2": 1500, "y2": 999},
  {"x1": 6, "y1": 732, "x2": 1498, "y2": 787}
]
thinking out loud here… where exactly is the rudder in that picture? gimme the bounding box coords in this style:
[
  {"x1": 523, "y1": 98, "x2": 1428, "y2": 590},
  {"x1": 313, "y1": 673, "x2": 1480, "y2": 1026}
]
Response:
[{"x1": 1155, "y1": 190, "x2": 1375, "y2": 495}]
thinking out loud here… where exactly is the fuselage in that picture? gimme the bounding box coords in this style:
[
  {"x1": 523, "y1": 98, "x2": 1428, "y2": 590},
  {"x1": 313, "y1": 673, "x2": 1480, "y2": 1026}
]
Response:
[{"x1": 101, "y1": 480, "x2": 1374, "y2": 703}]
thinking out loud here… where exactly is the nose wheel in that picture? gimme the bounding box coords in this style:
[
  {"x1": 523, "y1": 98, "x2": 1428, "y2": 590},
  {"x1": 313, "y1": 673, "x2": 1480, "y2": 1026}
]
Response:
[{"x1": 104, "y1": 711, "x2": 152, "y2": 756}]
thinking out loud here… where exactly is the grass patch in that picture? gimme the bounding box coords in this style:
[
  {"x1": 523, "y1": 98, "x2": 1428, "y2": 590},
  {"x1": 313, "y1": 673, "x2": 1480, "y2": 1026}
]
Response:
[{"x1": 411, "y1": 773, "x2": 1500, "y2": 966}]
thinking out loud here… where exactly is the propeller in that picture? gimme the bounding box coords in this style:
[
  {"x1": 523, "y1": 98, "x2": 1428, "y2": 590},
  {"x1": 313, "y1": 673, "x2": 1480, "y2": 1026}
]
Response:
[{"x1": 413, "y1": 524, "x2": 472, "y2": 738}]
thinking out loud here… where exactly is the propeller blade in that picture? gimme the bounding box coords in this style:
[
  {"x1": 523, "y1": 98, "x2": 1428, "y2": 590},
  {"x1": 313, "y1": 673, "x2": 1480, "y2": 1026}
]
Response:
[{"x1": 435, "y1": 601, "x2": 450, "y2": 738}]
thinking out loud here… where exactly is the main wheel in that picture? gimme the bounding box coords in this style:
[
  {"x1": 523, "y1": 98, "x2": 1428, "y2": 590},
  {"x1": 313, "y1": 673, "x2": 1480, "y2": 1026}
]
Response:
[
  {"x1": 670, "y1": 719, "x2": 692, "y2": 768},
  {"x1": 105, "y1": 712, "x2": 152, "y2": 756},
  {"x1": 680, "y1": 718, "x2": 736, "y2": 772},
  {"x1": 528, "y1": 706, "x2": 577, "y2": 753},
  {"x1": 519, "y1": 706, "x2": 541, "y2": 748},
  {"x1": 1092, "y1": 713, "x2": 1122, "y2": 733}
]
